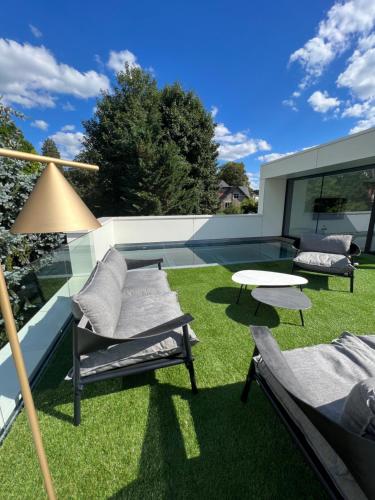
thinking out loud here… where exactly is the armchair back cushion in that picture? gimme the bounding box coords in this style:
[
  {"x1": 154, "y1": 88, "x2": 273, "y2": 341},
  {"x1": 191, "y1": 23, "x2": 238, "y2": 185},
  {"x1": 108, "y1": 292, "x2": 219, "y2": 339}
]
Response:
[
  {"x1": 72, "y1": 261, "x2": 121, "y2": 338},
  {"x1": 341, "y1": 377, "x2": 375, "y2": 439},
  {"x1": 300, "y1": 234, "x2": 352, "y2": 255},
  {"x1": 102, "y1": 247, "x2": 127, "y2": 290}
]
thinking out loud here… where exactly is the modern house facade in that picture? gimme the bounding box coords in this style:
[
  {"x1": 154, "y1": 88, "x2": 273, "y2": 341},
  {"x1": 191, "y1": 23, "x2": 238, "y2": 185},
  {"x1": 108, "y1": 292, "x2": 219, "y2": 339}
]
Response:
[
  {"x1": 1, "y1": 126, "x2": 375, "y2": 437},
  {"x1": 218, "y1": 180, "x2": 251, "y2": 209}
]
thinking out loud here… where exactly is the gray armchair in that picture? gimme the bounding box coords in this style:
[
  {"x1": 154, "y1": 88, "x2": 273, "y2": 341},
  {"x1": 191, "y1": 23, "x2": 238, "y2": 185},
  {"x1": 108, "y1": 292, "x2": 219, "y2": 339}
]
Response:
[{"x1": 291, "y1": 234, "x2": 360, "y2": 292}]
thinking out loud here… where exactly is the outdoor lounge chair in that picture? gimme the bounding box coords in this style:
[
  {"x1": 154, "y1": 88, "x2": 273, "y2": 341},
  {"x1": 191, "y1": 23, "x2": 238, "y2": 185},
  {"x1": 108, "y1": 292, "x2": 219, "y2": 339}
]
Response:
[
  {"x1": 69, "y1": 247, "x2": 198, "y2": 425},
  {"x1": 241, "y1": 326, "x2": 375, "y2": 500},
  {"x1": 291, "y1": 234, "x2": 361, "y2": 292}
]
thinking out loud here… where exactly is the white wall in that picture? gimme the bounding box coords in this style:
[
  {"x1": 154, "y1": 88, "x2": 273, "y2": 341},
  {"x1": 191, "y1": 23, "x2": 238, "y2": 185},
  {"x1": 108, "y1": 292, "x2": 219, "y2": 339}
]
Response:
[{"x1": 113, "y1": 214, "x2": 265, "y2": 244}]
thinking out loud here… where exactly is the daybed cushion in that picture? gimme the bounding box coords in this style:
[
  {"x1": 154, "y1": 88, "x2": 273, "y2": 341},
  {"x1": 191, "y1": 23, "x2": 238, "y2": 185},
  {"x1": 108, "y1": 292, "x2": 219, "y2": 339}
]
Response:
[
  {"x1": 72, "y1": 261, "x2": 122, "y2": 338},
  {"x1": 75, "y1": 326, "x2": 198, "y2": 377},
  {"x1": 122, "y1": 269, "x2": 170, "y2": 297},
  {"x1": 293, "y1": 251, "x2": 354, "y2": 275},
  {"x1": 114, "y1": 291, "x2": 183, "y2": 339},
  {"x1": 102, "y1": 247, "x2": 127, "y2": 289},
  {"x1": 341, "y1": 377, "x2": 375, "y2": 439},
  {"x1": 300, "y1": 234, "x2": 352, "y2": 255}
]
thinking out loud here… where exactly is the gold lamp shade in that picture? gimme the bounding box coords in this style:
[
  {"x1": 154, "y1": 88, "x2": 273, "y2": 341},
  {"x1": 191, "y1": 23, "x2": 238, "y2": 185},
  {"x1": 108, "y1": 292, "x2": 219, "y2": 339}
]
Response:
[{"x1": 11, "y1": 162, "x2": 101, "y2": 234}]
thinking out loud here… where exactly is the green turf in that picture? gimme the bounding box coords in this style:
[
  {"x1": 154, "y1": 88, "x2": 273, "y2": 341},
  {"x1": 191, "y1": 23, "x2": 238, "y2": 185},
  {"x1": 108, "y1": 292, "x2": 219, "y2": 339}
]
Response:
[{"x1": 1, "y1": 256, "x2": 375, "y2": 499}]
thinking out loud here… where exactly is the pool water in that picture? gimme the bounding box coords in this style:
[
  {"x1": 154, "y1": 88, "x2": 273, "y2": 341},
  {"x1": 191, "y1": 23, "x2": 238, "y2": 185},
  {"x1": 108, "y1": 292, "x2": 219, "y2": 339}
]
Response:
[{"x1": 116, "y1": 238, "x2": 295, "y2": 268}]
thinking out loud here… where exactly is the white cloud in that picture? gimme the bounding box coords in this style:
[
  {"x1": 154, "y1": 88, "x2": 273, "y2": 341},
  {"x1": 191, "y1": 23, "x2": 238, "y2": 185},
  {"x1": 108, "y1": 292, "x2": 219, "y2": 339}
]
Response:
[
  {"x1": 215, "y1": 122, "x2": 271, "y2": 161},
  {"x1": 282, "y1": 98, "x2": 298, "y2": 111},
  {"x1": 107, "y1": 49, "x2": 139, "y2": 73},
  {"x1": 50, "y1": 129, "x2": 84, "y2": 159},
  {"x1": 0, "y1": 39, "x2": 110, "y2": 108},
  {"x1": 211, "y1": 105, "x2": 219, "y2": 118},
  {"x1": 247, "y1": 172, "x2": 260, "y2": 190},
  {"x1": 62, "y1": 101, "x2": 75, "y2": 111},
  {"x1": 342, "y1": 101, "x2": 370, "y2": 117},
  {"x1": 337, "y1": 43, "x2": 375, "y2": 100},
  {"x1": 258, "y1": 151, "x2": 297, "y2": 163},
  {"x1": 29, "y1": 24, "x2": 42, "y2": 38},
  {"x1": 289, "y1": 0, "x2": 375, "y2": 82},
  {"x1": 31, "y1": 119, "x2": 48, "y2": 130},
  {"x1": 61, "y1": 124, "x2": 75, "y2": 131},
  {"x1": 308, "y1": 90, "x2": 340, "y2": 113}
]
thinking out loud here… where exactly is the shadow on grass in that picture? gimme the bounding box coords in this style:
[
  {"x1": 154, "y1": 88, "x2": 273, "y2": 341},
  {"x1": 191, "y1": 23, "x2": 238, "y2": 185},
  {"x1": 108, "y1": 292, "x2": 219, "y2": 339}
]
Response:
[{"x1": 107, "y1": 381, "x2": 325, "y2": 499}]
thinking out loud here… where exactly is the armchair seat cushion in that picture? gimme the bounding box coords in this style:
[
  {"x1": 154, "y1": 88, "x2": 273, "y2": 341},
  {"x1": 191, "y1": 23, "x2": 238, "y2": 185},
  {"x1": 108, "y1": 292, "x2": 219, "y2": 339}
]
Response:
[
  {"x1": 77, "y1": 326, "x2": 198, "y2": 378},
  {"x1": 114, "y1": 292, "x2": 183, "y2": 339},
  {"x1": 294, "y1": 251, "x2": 354, "y2": 275},
  {"x1": 122, "y1": 269, "x2": 170, "y2": 296}
]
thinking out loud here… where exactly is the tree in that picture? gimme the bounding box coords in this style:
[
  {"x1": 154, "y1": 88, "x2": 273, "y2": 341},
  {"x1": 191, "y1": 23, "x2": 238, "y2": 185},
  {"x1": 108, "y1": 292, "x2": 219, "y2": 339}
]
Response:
[
  {"x1": 78, "y1": 65, "x2": 219, "y2": 216},
  {"x1": 0, "y1": 102, "x2": 63, "y2": 346},
  {"x1": 219, "y1": 162, "x2": 249, "y2": 187},
  {"x1": 41, "y1": 138, "x2": 60, "y2": 158},
  {"x1": 241, "y1": 197, "x2": 258, "y2": 213}
]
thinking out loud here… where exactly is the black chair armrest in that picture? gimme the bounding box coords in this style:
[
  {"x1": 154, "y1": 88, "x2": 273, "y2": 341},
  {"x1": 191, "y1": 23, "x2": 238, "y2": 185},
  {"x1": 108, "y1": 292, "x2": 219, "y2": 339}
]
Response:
[
  {"x1": 291, "y1": 238, "x2": 300, "y2": 252},
  {"x1": 126, "y1": 257, "x2": 163, "y2": 270},
  {"x1": 349, "y1": 242, "x2": 361, "y2": 257}
]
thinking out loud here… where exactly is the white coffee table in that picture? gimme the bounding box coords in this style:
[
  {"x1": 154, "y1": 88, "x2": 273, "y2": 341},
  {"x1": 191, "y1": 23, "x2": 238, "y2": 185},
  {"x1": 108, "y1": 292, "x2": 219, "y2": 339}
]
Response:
[{"x1": 232, "y1": 270, "x2": 308, "y2": 304}]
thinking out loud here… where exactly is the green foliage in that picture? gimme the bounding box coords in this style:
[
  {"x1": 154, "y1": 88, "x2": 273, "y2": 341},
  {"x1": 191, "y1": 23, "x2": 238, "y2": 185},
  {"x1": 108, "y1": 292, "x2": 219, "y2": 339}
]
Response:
[
  {"x1": 219, "y1": 161, "x2": 249, "y2": 187},
  {"x1": 78, "y1": 65, "x2": 219, "y2": 216},
  {"x1": 241, "y1": 197, "x2": 258, "y2": 213},
  {"x1": 220, "y1": 204, "x2": 242, "y2": 214},
  {"x1": 0, "y1": 101, "x2": 63, "y2": 346},
  {"x1": 41, "y1": 138, "x2": 60, "y2": 159}
]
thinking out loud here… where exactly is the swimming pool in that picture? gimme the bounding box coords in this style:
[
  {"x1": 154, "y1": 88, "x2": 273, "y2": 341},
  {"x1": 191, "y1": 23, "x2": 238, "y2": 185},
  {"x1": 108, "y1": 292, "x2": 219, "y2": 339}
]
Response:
[{"x1": 116, "y1": 238, "x2": 295, "y2": 268}]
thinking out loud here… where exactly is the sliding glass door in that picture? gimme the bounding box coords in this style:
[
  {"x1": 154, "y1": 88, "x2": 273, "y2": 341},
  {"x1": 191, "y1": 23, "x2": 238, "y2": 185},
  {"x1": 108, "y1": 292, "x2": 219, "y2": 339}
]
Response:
[{"x1": 283, "y1": 165, "x2": 375, "y2": 250}]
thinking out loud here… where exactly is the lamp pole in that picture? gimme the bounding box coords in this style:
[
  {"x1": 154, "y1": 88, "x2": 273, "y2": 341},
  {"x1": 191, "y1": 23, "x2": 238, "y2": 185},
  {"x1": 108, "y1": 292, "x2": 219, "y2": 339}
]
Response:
[
  {"x1": 0, "y1": 149, "x2": 100, "y2": 499},
  {"x1": 0, "y1": 266, "x2": 56, "y2": 499}
]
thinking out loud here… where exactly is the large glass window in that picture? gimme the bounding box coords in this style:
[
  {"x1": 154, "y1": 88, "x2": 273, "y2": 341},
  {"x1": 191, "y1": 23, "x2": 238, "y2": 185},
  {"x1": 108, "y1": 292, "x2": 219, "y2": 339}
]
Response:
[{"x1": 284, "y1": 166, "x2": 375, "y2": 250}]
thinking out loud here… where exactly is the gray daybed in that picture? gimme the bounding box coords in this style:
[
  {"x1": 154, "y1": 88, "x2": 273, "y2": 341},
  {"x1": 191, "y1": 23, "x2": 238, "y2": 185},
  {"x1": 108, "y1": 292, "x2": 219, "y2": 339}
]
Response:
[
  {"x1": 70, "y1": 247, "x2": 198, "y2": 425},
  {"x1": 241, "y1": 326, "x2": 375, "y2": 499},
  {"x1": 291, "y1": 234, "x2": 361, "y2": 293}
]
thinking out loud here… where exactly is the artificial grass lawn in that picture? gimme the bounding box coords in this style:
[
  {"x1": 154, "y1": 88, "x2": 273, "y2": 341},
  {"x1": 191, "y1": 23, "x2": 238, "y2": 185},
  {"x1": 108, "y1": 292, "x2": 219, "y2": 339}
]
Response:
[{"x1": 2, "y1": 256, "x2": 375, "y2": 499}]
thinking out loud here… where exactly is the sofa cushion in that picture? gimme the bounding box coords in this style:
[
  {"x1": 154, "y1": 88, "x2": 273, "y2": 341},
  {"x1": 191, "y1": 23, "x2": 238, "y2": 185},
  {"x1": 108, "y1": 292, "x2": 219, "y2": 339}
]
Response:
[
  {"x1": 102, "y1": 247, "x2": 127, "y2": 290},
  {"x1": 293, "y1": 251, "x2": 354, "y2": 275},
  {"x1": 74, "y1": 326, "x2": 198, "y2": 377},
  {"x1": 71, "y1": 262, "x2": 100, "y2": 320},
  {"x1": 341, "y1": 378, "x2": 375, "y2": 439},
  {"x1": 114, "y1": 292, "x2": 183, "y2": 339},
  {"x1": 300, "y1": 234, "x2": 352, "y2": 255},
  {"x1": 72, "y1": 261, "x2": 122, "y2": 338},
  {"x1": 123, "y1": 269, "x2": 170, "y2": 296}
]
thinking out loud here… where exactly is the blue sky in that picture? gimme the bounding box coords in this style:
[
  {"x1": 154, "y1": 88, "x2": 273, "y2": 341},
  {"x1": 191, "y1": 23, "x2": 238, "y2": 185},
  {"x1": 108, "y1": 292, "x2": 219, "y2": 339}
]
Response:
[{"x1": 1, "y1": 0, "x2": 375, "y2": 189}]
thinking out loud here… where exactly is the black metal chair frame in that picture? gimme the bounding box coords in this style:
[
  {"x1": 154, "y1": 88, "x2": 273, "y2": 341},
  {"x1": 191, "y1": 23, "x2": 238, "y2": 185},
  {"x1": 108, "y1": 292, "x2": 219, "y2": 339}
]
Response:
[
  {"x1": 72, "y1": 257, "x2": 198, "y2": 426},
  {"x1": 241, "y1": 326, "x2": 375, "y2": 500},
  {"x1": 291, "y1": 238, "x2": 361, "y2": 293}
]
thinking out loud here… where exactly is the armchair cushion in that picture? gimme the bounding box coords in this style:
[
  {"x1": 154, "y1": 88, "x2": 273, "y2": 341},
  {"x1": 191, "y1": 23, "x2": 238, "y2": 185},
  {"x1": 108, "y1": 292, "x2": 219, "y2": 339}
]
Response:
[
  {"x1": 341, "y1": 377, "x2": 375, "y2": 439},
  {"x1": 77, "y1": 326, "x2": 198, "y2": 377},
  {"x1": 123, "y1": 269, "x2": 170, "y2": 297},
  {"x1": 72, "y1": 261, "x2": 122, "y2": 338},
  {"x1": 114, "y1": 292, "x2": 183, "y2": 339},
  {"x1": 300, "y1": 234, "x2": 352, "y2": 255},
  {"x1": 294, "y1": 251, "x2": 354, "y2": 275},
  {"x1": 102, "y1": 247, "x2": 127, "y2": 290}
]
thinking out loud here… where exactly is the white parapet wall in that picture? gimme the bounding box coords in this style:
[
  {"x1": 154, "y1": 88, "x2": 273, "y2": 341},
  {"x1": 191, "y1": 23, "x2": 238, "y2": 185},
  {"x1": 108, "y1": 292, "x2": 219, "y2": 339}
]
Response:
[{"x1": 113, "y1": 214, "x2": 265, "y2": 244}]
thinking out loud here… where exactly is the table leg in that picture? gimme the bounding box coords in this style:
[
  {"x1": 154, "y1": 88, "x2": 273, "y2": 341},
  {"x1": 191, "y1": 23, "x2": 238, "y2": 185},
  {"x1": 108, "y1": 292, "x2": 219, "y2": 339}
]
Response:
[
  {"x1": 236, "y1": 284, "x2": 243, "y2": 304},
  {"x1": 254, "y1": 301, "x2": 261, "y2": 316},
  {"x1": 299, "y1": 310, "x2": 304, "y2": 327}
]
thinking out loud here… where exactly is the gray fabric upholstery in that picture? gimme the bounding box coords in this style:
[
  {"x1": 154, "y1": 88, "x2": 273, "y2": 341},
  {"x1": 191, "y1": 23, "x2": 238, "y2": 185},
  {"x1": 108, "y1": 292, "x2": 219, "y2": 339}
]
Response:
[
  {"x1": 300, "y1": 233, "x2": 352, "y2": 255},
  {"x1": 114, "y1": 292, "x2": 183, "y2": 339},
  {"x1": 341, "y1": 377, "x2": 375, "y2": 438},
  {"x1": 282, "y1": 332, "x2": 375, "y2": 423},
  {"x1": 123, "y1": 269, "x2": 170, "y2": 296},
  {"x1": 71, "y1": 262, "x2": 100, "y2": 320},
  {"x1": 102, "y1": 247, "x2": 127, "y2": 289},
  {"x1": 293, "y1": 251, "x2": 354, "y2": 275},
  {"x1": 76, "y1": 326, "x2": 198, "y2": 377},
  {"x1": 72, "y1": 261, "x2": 122, "y2": 338}
]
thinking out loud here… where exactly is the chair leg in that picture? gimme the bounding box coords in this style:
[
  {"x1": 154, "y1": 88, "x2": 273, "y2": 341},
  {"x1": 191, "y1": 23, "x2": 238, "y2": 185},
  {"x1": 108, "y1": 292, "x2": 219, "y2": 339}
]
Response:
[
  {"x1": 241, "y1": 347, "x2": 258, "y2": 403},
  {"x1": 74, "y1": 384, "x2": 83, "y2": 426},
  {"x1": 236, "y1": 284, "x2": 243, "y2": 304},
  {"x1": 299, "y1": 310, "x2": 304, "y2": 327},
  {"x1": 350, "y1": 274, "x2": 354, "y2": 293},
  {"x1": 186, "y1": 361, "x2": 198, "y2": 394},
  {"x1": 254, "y1": 301, "x2": 261, "y2": 316}
]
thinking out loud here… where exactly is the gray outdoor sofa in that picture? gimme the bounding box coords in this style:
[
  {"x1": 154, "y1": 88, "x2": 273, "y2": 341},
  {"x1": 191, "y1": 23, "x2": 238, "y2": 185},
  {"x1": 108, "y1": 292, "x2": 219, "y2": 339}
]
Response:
[
  {"x1": 241, "y1": 326, "x2": 375, "y2": 499},
  {"x1": 69, "y1": 247, "x2": 198, "y2": 425},
  {"x1": 291, "y1": 234, "x2": 361, "y2": 293}
]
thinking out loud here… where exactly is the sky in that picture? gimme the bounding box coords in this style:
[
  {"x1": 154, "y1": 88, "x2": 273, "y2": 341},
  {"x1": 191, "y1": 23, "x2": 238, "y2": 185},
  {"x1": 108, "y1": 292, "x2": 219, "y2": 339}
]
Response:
[{"x1": 1, "y1": 0, "x2": 375, "y2": 189}]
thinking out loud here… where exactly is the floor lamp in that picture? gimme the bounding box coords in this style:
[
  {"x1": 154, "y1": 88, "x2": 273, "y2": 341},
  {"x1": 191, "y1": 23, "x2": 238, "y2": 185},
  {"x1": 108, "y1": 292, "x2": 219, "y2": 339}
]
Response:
[{"x1": 0, "y1": 148, "x2": 101, "y2": 499}]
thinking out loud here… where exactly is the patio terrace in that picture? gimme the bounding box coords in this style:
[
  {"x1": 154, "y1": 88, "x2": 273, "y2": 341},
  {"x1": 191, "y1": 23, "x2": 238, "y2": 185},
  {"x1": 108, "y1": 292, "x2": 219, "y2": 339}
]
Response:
[{"x1": 1, "y1": 255, "x2": 375, "y2": 499}]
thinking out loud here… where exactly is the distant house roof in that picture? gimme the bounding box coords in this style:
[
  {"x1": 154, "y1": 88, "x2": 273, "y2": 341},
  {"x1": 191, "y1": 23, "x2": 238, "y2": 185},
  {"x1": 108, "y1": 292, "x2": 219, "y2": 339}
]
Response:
[
  {"x1": 218, "y1": 180, "x2": 251, "y2": 199},
  {"x1": 218, "y1": 180, "x2": 230, "y2": 188},
  {"x1": 238, "y1": 186, "x2": 250, "y2": 197}
]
